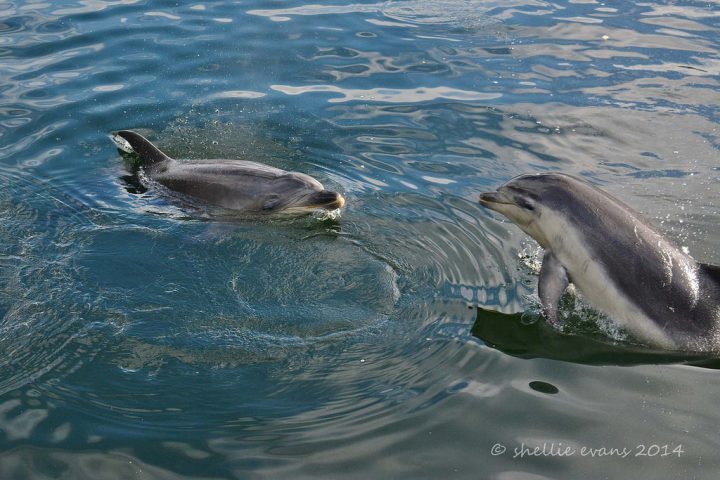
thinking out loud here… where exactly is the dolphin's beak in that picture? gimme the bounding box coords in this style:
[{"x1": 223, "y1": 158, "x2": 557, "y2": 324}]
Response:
[
  {"x1": 478, "y1": 191, "x2": 513, "y2": 209},
  {"x1": 334, "y1": 193, "x2": 346, "y2": 209},
  {"x1": 310, "y1": 190, "x2": 345, "y2": 210}
]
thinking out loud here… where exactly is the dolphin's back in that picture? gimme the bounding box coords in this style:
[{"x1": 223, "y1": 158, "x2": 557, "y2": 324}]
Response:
[
  {"x1": 151, "y1": 162, "x2": 313, "y2": 211},
  {"x1": 550, "y1": 176, "x2": 715, "y2": 342}
]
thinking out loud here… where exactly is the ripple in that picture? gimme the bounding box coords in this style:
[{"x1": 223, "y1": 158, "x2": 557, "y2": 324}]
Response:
[
  {"x1": 0, "y1": 168, "x2": 98, "y2": 396},
  {"x1": 0, "y1": 447, "x2": 220, "y2": 479},
  {"x1": 613, "y1": 57, "x2": 720, "y2": 76},
  {"x1": 381, "y1": 0, "x2": 502, "y2": 29},
  {"x1": 271, "y1": 84, "x2": 502, "y2": 103},
  {"x1": 198, "y1": 90, "x2": 267, "y2": 102},
  {"x1": 144, "y1": 11, "x2": 181, "y2": 21},
  {"x1": 0, "y1": 400, "x2": 49, "y2": 441},
  {"x1": 1, "y1": 0, "x2": 719, "y2": 477},
  {"x1": 0, "y1": 120, "x2": 70, "y2": 162},
  {"x1": 248, "y1": 0, "x2": 501, "y2": 31},
  {"x1": 70, "y1": 220, "x2": 400, "y2": 372},
  {"x1": 247, "y1": 3, "x2": 381, "y2": 22}
]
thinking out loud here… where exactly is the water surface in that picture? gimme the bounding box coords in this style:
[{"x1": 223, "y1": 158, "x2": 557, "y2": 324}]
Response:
[{"x1": 1, "y1": 0, "x2": 719, "y2": 478}]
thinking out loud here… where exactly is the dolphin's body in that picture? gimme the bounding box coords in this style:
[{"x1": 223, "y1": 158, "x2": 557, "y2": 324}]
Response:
[
  {"x1": 479, "y1": 173, "x2": 720, "y2": 351},
  {"x1": 112, "y1": 130, "x2": 345, "y2": 214}
]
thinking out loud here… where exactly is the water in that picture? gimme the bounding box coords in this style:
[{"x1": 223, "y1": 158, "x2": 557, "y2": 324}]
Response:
[{"x1": 1, "y1": 0, "x2": 719, "y2": 478}]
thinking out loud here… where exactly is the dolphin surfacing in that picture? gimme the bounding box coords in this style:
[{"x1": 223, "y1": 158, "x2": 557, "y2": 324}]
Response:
[
  {"x1": 479, "y1": 173, "x2": 720, "y2": 351},
  {"x1": 112, "y1": 130, "x2": 345, "y2": 214}
]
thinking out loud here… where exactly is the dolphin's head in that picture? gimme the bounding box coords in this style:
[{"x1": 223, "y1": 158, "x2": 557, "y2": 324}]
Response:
[
  {"x1": 479, "y1": 173, "x2": 582, "y2": 248},
  {"x1": 262, "y1": 172, "x2": 345, "y2": 214}
]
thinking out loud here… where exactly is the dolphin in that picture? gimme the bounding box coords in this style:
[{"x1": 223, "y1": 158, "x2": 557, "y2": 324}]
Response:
[
  {"x1": 479, "y1": 173, "x2": 720, "y2": 351},
  {"x1": 111, "y1": 130, "x2": 345, "y2": 214}
]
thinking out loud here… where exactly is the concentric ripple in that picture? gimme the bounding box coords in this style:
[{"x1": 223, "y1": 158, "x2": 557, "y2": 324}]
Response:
[{"x1": 0, "y1": 167, "x2": 96, "y2": 396}]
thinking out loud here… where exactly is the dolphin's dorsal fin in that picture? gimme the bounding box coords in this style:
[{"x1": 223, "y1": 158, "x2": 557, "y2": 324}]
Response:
[
  {"x1": 699, "y1": 263, "x2": 720, "y2": 285},
  {"x1": 112, "y1": 130, "x2": 171, "y2": 165}
]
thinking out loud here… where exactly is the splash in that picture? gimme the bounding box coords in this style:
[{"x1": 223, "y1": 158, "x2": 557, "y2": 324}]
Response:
[
  {"x1": 312, "y1": 208, "x2": 343, "y2": 221},
  {"x1": 517, "y1": 243, "x2": 544, "y2": 274}
]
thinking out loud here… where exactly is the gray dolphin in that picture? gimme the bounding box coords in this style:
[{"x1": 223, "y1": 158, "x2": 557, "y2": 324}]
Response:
[
  {"x1": 111, "y1": 130, "x2": 345, "y2": 214},
  {"x1": 479, "y1": 173, "x2": 720, "y2": 351}
]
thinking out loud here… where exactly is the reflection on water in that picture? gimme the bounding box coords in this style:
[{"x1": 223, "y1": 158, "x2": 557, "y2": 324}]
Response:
[
  {"x1": 1, "y1": 0, "x2": 719, "y2": 478},
  {"x1": 471, "y1": 307, "x2": 720, "y2": 368},
  {"x1": 271, "y1": 84, "x2": 503, "y2": 103}
]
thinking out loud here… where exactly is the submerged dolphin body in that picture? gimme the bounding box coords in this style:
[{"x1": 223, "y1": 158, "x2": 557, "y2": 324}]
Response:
[
  {"x1": 479, "y1": 173, "x2": 720, "y2": 351},
  {"x1": 112, "y1": 130, "x2": 345, "y2": 214}
]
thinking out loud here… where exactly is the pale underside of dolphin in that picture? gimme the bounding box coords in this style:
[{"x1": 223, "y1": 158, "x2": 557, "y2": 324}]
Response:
[
  {"x1": 112, "y1": 130, "x2": 345, "y2": 214},
  {"x1": 479, "y1": 173, "x2": 720, "y2": 351}
]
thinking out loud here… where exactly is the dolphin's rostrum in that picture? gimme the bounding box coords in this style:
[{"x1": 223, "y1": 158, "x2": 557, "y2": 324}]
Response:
[{"x1": 479, "y1": 173, "x2": 720, "y2": 351}]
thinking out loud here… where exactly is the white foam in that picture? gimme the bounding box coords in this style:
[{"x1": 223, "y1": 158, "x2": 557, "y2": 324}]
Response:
[{"x1": 312, "y1": 208, "x2": 342, "y2": 221}]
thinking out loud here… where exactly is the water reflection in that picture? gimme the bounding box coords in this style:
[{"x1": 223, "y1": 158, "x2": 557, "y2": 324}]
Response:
[
  {"x1": 1, "y1": 0, "x2": 719, "y2": 477},
  {"x1": 248, "y1": 0, "x2": 503, "y2": 31},
  {"x1": 471, "y1": 307, "x2": 720, "y2": 367},
  {"x1": 271, "y1": 84, "x2": 502, "y2": 103}
]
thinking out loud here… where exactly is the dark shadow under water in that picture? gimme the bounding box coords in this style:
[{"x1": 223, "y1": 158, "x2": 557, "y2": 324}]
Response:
[{"x1": 472, "y1": 306, "x2": 720, "y2": 369}]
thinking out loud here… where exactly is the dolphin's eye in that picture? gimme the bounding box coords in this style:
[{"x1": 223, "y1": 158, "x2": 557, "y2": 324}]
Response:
[
  {"x1": 517, "y1": 197, "x2": 536, "y2": 211},
  {"x1": 262, "y1": 194, "x2": 282, "y2": 211}
]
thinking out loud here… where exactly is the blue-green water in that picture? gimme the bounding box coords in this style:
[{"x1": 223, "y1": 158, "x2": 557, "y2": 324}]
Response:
[{"x1": 1, "y1": 0, "x2": 720, "y2": 478}]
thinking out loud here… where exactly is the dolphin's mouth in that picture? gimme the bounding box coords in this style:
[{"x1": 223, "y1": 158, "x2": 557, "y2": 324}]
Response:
[
  {"x1": 478, "y1": 191, "x2": 513, "y2": 207},
  {"x1": 306, "y1": 190, "x2": 346, "y2": 210}
]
